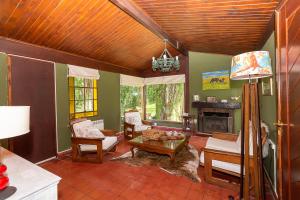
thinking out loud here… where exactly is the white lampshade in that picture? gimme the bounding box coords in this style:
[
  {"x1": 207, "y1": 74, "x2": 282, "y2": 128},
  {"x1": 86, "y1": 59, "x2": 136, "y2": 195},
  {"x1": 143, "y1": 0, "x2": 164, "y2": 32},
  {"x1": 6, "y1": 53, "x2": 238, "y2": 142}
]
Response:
[
  {"x1": 230, "y1": 51, "x2": 272, "y2": 80},
  {"x1": 0, "y1": 106, "x2": 30, "y2": 139}
]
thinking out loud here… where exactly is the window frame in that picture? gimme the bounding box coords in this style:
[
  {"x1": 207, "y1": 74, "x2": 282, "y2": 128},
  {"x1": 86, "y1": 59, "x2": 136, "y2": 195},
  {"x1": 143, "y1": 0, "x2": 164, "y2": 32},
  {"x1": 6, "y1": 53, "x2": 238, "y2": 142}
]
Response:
[
  {"x1": 144, "y1": 83, "x2": 185, "y2": 122},
  {"x1": 69, "y1": 77, "x2": 98, "y2": 119}
]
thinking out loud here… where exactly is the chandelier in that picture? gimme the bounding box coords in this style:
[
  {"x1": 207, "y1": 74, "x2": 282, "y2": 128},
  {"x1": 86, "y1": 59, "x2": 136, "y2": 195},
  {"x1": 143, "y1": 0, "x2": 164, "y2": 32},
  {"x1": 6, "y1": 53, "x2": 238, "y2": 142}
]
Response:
[{"x1": 152, "y1": 39, "x2": 180, "y2": 72}]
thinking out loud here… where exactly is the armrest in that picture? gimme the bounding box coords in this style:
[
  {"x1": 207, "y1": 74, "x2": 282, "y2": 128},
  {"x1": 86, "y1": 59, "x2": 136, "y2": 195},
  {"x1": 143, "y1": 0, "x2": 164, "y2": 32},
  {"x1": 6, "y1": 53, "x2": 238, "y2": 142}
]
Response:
[
  {"x1": 212, "y1": 132, "x2": 239, "y2": 141},
  {"x1": 204, "y1": 148, "x2": 241, "y2": 164},
  {"x1": 142, "y1": 120, "x2": 152, "y2": 126},
  {"x1": 101, "y1": 129, "x2": 118, "y2": 136},
  {"x1": 71, "y1": 137, "x2": 104, "y2": 145}
]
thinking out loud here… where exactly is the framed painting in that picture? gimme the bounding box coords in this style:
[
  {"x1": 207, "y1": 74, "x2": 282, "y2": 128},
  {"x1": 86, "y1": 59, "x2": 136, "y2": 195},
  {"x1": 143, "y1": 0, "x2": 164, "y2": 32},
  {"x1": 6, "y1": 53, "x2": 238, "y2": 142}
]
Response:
[
  {"x1": 262, "y1": 77, "x2": 273, "y2": 96},
  {"x1": 202, "y1": 70, "x2": 230, "y2": 90}
]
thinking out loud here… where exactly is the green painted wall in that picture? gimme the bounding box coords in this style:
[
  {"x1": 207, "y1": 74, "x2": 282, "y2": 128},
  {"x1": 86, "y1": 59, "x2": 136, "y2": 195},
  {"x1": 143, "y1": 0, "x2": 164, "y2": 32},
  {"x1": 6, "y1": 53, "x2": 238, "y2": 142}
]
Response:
[
  {"x1": 0, "y1": 53, "x2": 8, "y2": 106},
  {"x1": 189, "y1": 52, "x2": 244, "y2": 133},
  {"x1": 55, "y1": 63, "x2": 71, "y2": 152},
  {"x1": 260, "y1": 32, "x2": 277, "y2": 185},
  {"x1": 260, "y1": 32, "x2": 277, "y2": 136},
  {"x1": 98, "y1": 71, "x2": 120, "y2": 130},
  {"x1": 0, "y1": 53, "x2": 8, "y2": 147},
  {"x1": 55, "y1": 64, "x2": 121, "y2": 152}
]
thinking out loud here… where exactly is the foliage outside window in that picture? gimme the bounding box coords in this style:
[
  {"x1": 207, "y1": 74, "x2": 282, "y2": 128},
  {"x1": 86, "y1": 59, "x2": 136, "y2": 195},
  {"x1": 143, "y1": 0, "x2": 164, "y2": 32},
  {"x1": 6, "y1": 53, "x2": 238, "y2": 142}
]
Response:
[
  {"x1": 146, "y1": 83, "x2": 184, "y2": 122},
  {"x1": 69, "y1": 77, "x2": 98, "y2": 119},
  {"x1": 120, "y1": 86, "x2": 143, "y2": 117}
]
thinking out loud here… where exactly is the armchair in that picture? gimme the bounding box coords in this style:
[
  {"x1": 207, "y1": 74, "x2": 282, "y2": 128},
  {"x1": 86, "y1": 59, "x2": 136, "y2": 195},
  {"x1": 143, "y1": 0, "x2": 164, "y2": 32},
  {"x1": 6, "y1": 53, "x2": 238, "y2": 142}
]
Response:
[
  {"x1": 200, "y1": 123, "x2": 269, "y2": 190},
  {"x1": 123, "y1": 110, "x2": 152, "y2": 139},
  {"x1": 70, "y1": 118, "x2": 118, "y2": 163}
]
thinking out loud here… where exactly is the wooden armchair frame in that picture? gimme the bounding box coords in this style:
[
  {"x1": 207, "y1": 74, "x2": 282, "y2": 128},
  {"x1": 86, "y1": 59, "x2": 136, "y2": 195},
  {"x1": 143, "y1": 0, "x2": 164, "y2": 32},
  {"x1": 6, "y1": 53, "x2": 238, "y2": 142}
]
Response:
[
  {"x1": 123, "y1": 110, "x2": 152, "y2": 139},
  {"x1": 202, "y1": 128, "x2": 267, "y2": 190},
  {"x1": 70, "y1": 118, "x2": 118, "y2": 163}
]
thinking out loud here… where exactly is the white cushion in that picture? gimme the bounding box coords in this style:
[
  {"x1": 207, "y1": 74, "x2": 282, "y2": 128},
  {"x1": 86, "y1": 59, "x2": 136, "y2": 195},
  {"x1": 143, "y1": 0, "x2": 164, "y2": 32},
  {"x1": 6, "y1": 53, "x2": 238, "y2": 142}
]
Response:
[
  {"x1": 126, "y1": 124, "x2": 151, "y2": 132},
  {"x1": 86, "y1": 128, "x2": 105, "y2": 138},
  {"x1": 207, "y1": 137, "x2": 240, "y2": 153},
  {"x1": 125, "y1": 112, "x2": 142, "y2": 126},
  {"x1": 73, "y1": 120, "x2": 93, "y2": 137},
  {"x1": 80, "y1": 136, "x2": 118, "y2": 151}
]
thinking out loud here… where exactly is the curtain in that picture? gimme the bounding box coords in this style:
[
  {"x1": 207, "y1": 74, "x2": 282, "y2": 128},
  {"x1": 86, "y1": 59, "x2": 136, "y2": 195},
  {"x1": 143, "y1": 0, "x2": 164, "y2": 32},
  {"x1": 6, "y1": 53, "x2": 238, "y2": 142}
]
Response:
[{"x1": 68, "y1": 64, "x2": 100, "y2": 80}]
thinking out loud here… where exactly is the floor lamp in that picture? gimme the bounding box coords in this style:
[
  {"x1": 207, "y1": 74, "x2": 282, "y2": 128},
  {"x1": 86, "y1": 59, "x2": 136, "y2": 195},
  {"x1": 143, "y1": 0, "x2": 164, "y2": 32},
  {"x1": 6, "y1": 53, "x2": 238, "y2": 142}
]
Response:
[
  {"x1": 230, "y1": 51, "x2": 273, "y2": 200},
  {"x1": 0, "y1": 106, "x2": 30, "y2": 198}
]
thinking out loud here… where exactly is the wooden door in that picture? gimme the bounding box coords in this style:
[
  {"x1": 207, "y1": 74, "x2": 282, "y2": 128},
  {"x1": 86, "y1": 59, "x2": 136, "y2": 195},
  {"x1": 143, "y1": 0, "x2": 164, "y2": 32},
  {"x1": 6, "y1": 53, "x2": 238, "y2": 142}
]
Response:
[
  {"x1": 10, "y1": 56, "x2": 57, "y2": 163},
  {"x1": 275, "y1": 0, "x2": 300, "y2": 199}
]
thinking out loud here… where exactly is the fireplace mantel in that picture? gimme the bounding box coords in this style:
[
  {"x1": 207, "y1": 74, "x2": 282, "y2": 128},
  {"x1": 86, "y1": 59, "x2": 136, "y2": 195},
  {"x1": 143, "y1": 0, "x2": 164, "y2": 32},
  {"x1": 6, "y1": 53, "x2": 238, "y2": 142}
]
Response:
[{"x1": 192, "y1": 101, "x2": 241, "y2": 110}]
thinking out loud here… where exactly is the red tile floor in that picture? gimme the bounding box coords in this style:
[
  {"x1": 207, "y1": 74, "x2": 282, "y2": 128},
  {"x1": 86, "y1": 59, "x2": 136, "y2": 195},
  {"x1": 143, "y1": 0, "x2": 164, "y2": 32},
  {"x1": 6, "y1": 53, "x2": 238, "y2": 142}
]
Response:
[{"x1": 40, "y1": 136, "x2": 266, "y2": 200}]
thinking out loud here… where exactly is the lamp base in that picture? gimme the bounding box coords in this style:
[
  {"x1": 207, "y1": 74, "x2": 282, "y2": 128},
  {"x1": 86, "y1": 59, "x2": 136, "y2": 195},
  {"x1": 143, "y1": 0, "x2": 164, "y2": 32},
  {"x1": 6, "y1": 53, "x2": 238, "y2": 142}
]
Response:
[{"x1": 0, "y1": 186, "x2": 16, "y2": 200}]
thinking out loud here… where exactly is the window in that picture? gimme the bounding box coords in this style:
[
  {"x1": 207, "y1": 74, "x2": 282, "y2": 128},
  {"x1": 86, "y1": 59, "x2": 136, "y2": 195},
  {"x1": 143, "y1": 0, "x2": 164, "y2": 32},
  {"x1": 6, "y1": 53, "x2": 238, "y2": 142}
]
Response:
[
  {"x1": 120, "y1": 85, "x2": 143, "y2": 117},
  {"x1": 146, "y1": 83, "x2": 184, "y2": 122},
  {"x1": 69, "y1": 77, "x2": 98, "y2": 119}
]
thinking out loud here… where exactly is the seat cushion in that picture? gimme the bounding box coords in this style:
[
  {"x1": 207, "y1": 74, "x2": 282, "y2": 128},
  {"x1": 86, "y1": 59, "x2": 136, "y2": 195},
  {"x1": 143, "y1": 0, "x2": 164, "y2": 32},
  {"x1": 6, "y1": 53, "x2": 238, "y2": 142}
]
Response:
[
  {"x1": 128, "y1": 125, "x2": 151, "y2": 132},
  {"x1": 206, "y1": 137, "x2": 240, "y2": 154},
  {"x1": 85, "y1": 128, "x2": 105, "y2": 138},
  {"x1": 80, "y1": 136, "x2": 118, "y2": 151}
]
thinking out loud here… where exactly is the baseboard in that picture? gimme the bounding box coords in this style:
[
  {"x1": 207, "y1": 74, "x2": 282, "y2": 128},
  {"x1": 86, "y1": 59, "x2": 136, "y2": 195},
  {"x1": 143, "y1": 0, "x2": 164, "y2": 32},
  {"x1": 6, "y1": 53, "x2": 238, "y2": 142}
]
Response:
[
  {"x1": 263, "y1": 166, "x2": 278, "y2": 200},
  {"x1": 36, "y1": 156, "x2": 57, "y2": 165},
  {"x1": 57, "y1": 148, "x2": 72, "y2": 159},
  {"x1": 57, "y1": 148, "x2": 72, "y2": 154}
]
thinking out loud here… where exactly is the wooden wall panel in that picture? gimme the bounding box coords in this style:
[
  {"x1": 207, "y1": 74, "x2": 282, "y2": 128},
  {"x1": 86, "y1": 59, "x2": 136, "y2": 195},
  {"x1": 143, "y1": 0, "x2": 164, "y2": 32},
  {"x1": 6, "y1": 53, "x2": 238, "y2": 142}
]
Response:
[
  {"x1": 10, "y1": 56, "x2": 57, "y2": 163},
  {"x1": 276, "y1": 0, "x2": 300, "y2": 198}
]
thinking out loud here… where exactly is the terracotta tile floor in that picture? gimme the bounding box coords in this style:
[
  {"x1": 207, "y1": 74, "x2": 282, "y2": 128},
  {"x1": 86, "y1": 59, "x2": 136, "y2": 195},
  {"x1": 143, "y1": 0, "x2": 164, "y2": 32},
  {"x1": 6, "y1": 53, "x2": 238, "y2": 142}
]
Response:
[{"x1": 40, "y1": 136, "x2": 241, "y2": 200}]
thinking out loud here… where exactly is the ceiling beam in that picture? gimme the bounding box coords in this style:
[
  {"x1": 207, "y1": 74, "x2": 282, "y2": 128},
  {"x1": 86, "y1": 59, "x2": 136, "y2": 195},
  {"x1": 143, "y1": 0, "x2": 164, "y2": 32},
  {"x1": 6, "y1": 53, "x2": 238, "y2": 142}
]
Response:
[{"x1": 109, "y1": 0, "x2": 188, "y2": 56}]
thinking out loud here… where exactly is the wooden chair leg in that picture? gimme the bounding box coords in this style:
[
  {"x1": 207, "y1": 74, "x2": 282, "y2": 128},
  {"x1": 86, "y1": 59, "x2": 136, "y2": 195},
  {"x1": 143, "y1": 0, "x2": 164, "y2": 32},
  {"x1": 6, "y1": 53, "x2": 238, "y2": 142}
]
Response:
[
  {"x1": 72, "y1": 144, "x2": 79, "y2": 162},
  {"x1": 96, "y1": 143, "x2": 103, "y2": 163},
  {"x1": 109, "y1": 145, "x2": 117, "y2": 152}
]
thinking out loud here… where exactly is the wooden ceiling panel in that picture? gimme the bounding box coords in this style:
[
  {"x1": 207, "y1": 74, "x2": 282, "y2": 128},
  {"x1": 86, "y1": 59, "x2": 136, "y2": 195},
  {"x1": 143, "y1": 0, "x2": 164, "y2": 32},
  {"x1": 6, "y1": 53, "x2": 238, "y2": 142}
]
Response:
[
  {"x1": 0, "y1": 0, "x2": 179, "y2": 70},
  {"x1": 0, "y1": 0, "x2": 279, "y2": 72},
  {"x1": 133, "y1": 0, "x2": 280, "y2": 55}
]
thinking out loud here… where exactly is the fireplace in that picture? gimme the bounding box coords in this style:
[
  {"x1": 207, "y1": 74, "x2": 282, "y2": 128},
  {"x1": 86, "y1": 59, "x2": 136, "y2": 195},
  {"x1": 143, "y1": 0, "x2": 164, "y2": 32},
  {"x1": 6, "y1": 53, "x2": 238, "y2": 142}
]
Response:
[
  {"x1": 203, "y1": 112, "x2": 232, "y2": 133},
  {"x1": 192, "y1": 102, "x2": 240, "y2": 134}
]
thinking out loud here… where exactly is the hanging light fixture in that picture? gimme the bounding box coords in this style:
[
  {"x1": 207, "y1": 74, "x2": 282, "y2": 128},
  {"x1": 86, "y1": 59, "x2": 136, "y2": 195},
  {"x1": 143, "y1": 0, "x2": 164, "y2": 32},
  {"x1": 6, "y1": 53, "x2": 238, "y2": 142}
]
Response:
[{"x1": 152, "y1": 39, "x2": 180, "y2": 72}]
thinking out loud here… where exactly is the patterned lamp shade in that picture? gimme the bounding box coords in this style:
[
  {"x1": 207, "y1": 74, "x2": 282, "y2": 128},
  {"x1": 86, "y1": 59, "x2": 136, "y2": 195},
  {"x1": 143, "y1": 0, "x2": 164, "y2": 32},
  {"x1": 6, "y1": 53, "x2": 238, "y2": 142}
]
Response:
[{"x1": 230, "y1": 51, "x2": 272, "y2": 80}]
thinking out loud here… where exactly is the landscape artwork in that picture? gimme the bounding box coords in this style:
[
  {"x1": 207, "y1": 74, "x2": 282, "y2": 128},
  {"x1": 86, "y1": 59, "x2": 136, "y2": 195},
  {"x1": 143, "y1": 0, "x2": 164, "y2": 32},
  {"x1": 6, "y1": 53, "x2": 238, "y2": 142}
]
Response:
[{"x1": 202, "y1": 70, "x2": 230, "y2": 90}]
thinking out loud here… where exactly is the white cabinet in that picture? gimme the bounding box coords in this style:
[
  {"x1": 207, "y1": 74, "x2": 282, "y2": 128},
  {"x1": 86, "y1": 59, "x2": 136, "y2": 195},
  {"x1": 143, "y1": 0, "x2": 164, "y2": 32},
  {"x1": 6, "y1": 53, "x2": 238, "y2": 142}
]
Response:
[{"x1": 1, "y1": 147, "x2": 61, "y2": 200}]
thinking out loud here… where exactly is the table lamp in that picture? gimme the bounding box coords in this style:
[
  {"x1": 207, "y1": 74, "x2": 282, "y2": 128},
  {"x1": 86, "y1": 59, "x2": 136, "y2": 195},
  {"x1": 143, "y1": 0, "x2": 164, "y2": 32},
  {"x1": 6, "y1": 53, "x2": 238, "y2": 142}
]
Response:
[
  {"x1": 230, "y1": 51, "x2": 272, "y2": 199},
  {"x1": 0, "y1": 106, "x2": 30, "y2": 196}
]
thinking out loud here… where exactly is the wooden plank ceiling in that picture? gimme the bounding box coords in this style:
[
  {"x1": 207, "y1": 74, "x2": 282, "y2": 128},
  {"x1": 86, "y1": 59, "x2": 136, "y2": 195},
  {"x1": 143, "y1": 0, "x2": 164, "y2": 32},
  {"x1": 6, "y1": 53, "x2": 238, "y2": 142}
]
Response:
[
  {"x1": 0, "y1": 0, "x2": 279, "y2": 72},
  {"x1": 133, "y1": 0, "x2": 280, "y2": 55},
  {"x1": 0, "y1": 0, "x2": 179, "y2": 71}
]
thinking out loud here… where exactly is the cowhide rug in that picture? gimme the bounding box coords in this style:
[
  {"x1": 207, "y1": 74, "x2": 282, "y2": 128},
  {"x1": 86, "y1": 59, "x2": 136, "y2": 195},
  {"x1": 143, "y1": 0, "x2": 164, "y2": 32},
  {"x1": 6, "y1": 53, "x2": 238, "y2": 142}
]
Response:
[{"x1": 112, "y1": 145, "x2": 200, "y2": 182}]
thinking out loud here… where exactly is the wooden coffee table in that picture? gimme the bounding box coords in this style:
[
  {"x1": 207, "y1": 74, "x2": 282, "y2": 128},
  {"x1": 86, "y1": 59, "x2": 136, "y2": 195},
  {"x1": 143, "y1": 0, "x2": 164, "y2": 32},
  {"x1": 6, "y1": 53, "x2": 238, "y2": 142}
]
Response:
[{"x1": 128, "y1": 134, "x2": 189, "y2": 162}]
